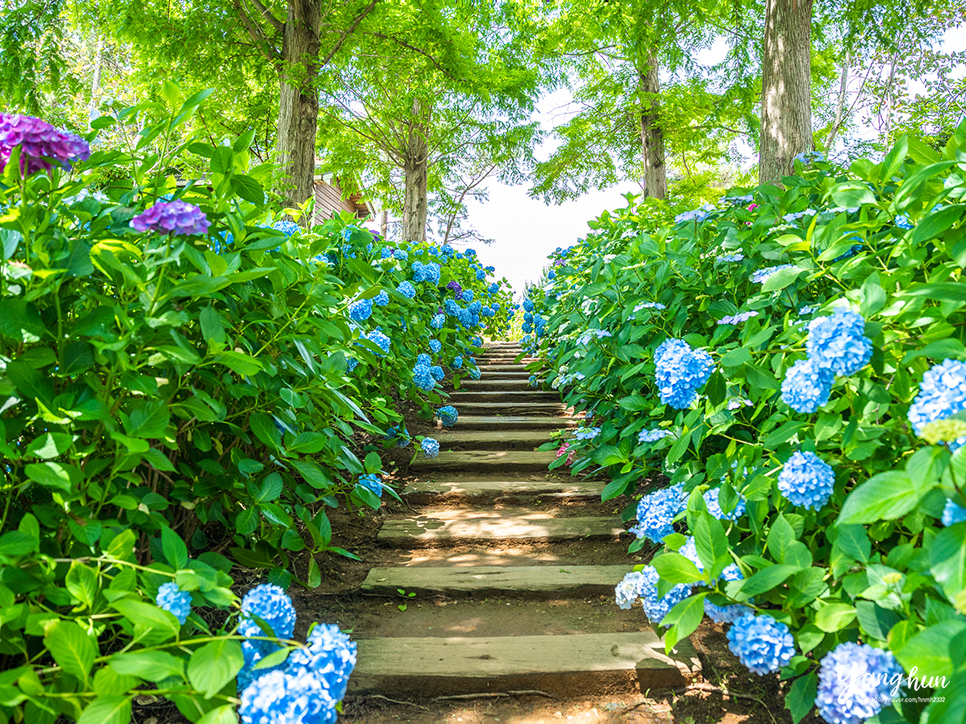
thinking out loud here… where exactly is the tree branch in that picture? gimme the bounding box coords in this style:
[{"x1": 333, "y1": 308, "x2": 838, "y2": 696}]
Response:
[
  {"x1": 233, "y1": 0, "x2": 281, "y2": 62},
  {"x1": 320, "y1": 0, "x2": 379, "y2": 66},
  {"x1": 365, "y1": 31, "x2": 456, "y2": 80},
  {"x1": 246, "y1": 0, "x2": 284, "y2": 33}
]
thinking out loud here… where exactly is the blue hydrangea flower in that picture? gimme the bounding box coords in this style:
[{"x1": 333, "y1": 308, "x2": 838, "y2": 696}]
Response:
[
  {"x1": 429, "y1": 339, "x2": 441, "y2": 354},
  {"x1": 704, "y1": 487, "x2": 746, "y2": 521},
  {"x1": 272, "y1": 220, "x2": 300, "y2": 237},
  {"x1": 413, "y1": 363, "x2": 435, "y2": 392},
  {"x1": 437, "y1": 406, "x2": 458, "y2": 427},
  {"x1": 156, "y1": 582, "x2": 192, "y2": 625},
  {"x1": 417, "y1": 353, "x2": 432, "y2": 367},
  {"x1": 359, "y1": 473, "x2": 382, "y2": 497},
  {"x1": 615, "y1": 570, "x2": 647, "y2": 609},
  {"x1": 397, "y1": 281, "x2": 416, "y2": 299},
  {"x1": 346, "y1": 357, "x2": 358, "y2": 373},
  {"x1": 462, "y1": 290, "x2": 474, "y2": 302},
  {"x1": 717, "y1": 311, "x2": 759, "y2": 326},
  {"x1": 908, "y1": 360, "x2": 966, "y2": 448},
  {"x1": 421, "y1": 438, "x2": 440, "y2": 458},
  {"x1": 239, "y1": 584, "x2": 297, "y2": 645},
  {"x1": 476, "y1": 269, "x2": 485, "y2": 280},
  {"x1": 806, "y1": 309, "x2": 872, "y2": 375},
  {"x1": 374, "y1": 290, "x2": 389, "y2": 307},
  {"x1": 717, "y1": 253, "x2": 745, "y2": 262},
  {"x1": 675, "y1": 205, "x2": 714, "y2": 224},
  {"x1": 638, "y1": 428, "x2": 672, "y2": 443},
  {"x1": 942, "y1": 499, "x2": 966, "y2": 526},
  {"x1": 452, "y1": 356, "x2": 463, "y2": 369},
  {"x1": 782, "y1": 209, "x2": 818, "y2": 223},
  {"x1": 237, "y1": 638, "x2": 283, "y2": 692},
  {"x1": 394, "y1": 249, "x2": 407, "y2": 261},
  {"x1": 384, "y1": 425, "x2": 410, "y2": 447},
  {"x1": 573, "y1": 427, "x2": 601, "y2": 441},
  {"x1": 629, "y1": 483, "x2": 687, "y2": 544},
  {"x1": 634, "y1": 302, "x2": 666, "y2": 312},
  {"x1": 430, "y1": 365, "x2": 445, "y2": 381},
  {"x1": 638, "y1": 565, "x2": 692, "y2": 624},
  {"x1": 286, "y1": 623, "x2": 357, "y2": 702},
  {"x1": 895, "y1": 214, "x2": 914, "y2": 230},
  {"x1": 799, "y1": 305, "x2": 817, "y2": 316},
  {"x1": 361, "y1": 330, "x2": 390, "y2": 357},
  {"x1": 239, "y1": 668, "x2": 338, "y2": 724},
  {"x1": 778, "y1": 451, "x2": 836, "y2": 510},
  {"x1": 523, "y1": 299, "x2": 534, "y2": 312},
  {"x1": 750, "y1": 264, "x2": 794, "y2": 284},
  {"x1": 654, "y1": 338, "x2": 715, "y2": 409},
  {"x1": 528, "y1": 375, "x2": 538, "y2": 388},
  {"x1": 348, "y1": 298, "x2": 373, "y2": 322},
  {"x1": 782, "y1": 358, "x2": 834, "y2": 413},
  {"x1": 726, "y1": 614, "x2": 796, "y2": 675},
  {"x1": 413, "y1": 261, "x2": 441, "y2": 284},
  {"x1": 704, "y1": 599, "x2": 753, "y2": 624},
  {"x1": 815, "y1": 642, "x2": 904, "y2": 724},
  {"x1": 488, "y1": 283, "x2": 499, "y2": 294},
  {"x1": 430, "y1": 314, "x2": 445, "y2": 330}
]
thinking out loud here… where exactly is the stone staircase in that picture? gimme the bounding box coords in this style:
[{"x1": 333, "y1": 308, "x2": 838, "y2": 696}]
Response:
[{"x1": 348, "y1": 341, "x2": 698, "y2": 700}]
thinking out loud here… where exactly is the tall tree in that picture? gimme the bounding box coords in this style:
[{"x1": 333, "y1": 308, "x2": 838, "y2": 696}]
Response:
[
  {"x1": 758, "y1": 0, "x2": 814, "y2": 185},
  {"x1": 316, "y1": 0, "x2": 541, "y2": 242}
]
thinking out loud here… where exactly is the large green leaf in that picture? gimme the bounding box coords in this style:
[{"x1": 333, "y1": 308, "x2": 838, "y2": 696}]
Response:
[
  {"x1": 76, "y1": 697, "x2": 132, "y2": 724},
  {"x1": 110, "y1": 651, "x2": 185, "y2": 681},
  {"x1": 838, "y1": 471, "x2": 927, "y2": 524},
  {"x1": 45, "y1": 621, "x2": 96, "y2": 683},
  {"x1": 187, "y1": 640, "x2": 244, "y2": 698}
]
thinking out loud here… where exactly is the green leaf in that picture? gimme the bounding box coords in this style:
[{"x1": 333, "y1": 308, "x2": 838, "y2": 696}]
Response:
[
  {"x1": 196, "y1": 705, "x2": 240, "y2": 724},
  {"x1": 767, "y1": 515, "x2": 796, "y2": 563},
  {"x1": 45, "y1": 620, "x2": 96, "y2": 682},
  {"x1": 0, "y1": 530, "x2": 38, "y2": 555},
  {"x1": 124, "y1": 400, "x2": 170, "y2": 438},
  {"x1": 25, "y1": 432, "x2": 73, "y2": 459},
  {"x1": 255, "y1": 474, "x2": 284, "y2": 503},
  {"x1": 289, "y1": 460, "x2": 331, "y2": 490},
  {"x1": 737, "y1": 564, "x2": 801, "y2": 598},
  {"x1": 838, "y1": 471, "x2": 927, "y2": 524},
  {"x1": 855, "y1": 601, "x2": 901, "y2": 641},
  {"x1": 364, "y1": 451, "x2": 383, "y2": 473},
  {"x1": 763, "y1": 421, "x2": 807, "y2": 448},
  {"x1": 833, "y1": 524, "x2": 870, "y2": 564},
  {"x1": 906, "y1": 446, "x2": 948, "y2": 490},
  {"x1": 896, "y1": 620, "x2": 966, "y2": 679},
  {"x1": 248, "y1": 413, "x2": 281, "y2": 452},
  {"x1": 187, "y1": 640, "x2": 244, "y2": 698},
  {"x1": 618, "y1": 394, "x2": 651, "y2": 411},
  {"x1": 912, "y1": 204, "x2": 964, "y2": 246},
  {"x1": 199, "y1": 307, "x2": 226, "y2": 345},
  {"x1": 111, "y1": 601, "x2": 180, "y2": 645},
  {"x1": 24, "y1": 461, "x2": 80, "y2": 493},
  {"x1": 650, "y1": 552, "x2": 705, "y2": 585},
  {"x1": 662, "y1": 593, "x2": 707, "y2": 649},
  {"x1": 893, "y1": 161, "x2": 957, "y2": 210},
  {"x1": 65, "y1": 561, "x2": 98, "y2": 609},
  {"x1": 930, "y1": 523, "x2": 966, "y2": 600},
  {"x1": 288, "y1": 432, "x2": 327, "y2": 454},
  {"x1": 308, "y1": 555, "x2": 322, "y2": 588},
  {"x1": 693, "y1": 513, "x2": 728, "y2": 575},
  {"x1": 814, "y1": 603, "x2": 857, "y2": 633},
  {"x1": 786, "y1": 672, "x2": 818, "y2": 724},
  {"x1": 230, "y1": 175, "x2": 266, "y2": 205},
  {"x1": 761, "y1": 265, "x2": 804, "y2": 292},
  {"x1": 76, "y1": 696, "x2": 132, "y2": 724},
  {"x1": 162, "y1": 527, "x2": 189, "y2": 570},
  {"x1": 830, "y1": 181, "x2": 877, "y2": 208},
  {"x1": 214, "y1": 351, "x2": 263, "y2": 375},
  {"x1": 110, "y1": 651, "x2": 185, "y2": 682},
  {"x1": 899, "y1": 282, "x2": 966, "y2": 303}
]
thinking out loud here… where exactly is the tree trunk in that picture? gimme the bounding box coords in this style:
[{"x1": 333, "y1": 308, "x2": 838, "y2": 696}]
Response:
[
  {"x1": 401, "y1": 102, "x2": 429, "y2": 242},
  {"x1": 277, "y1": 0, "x2": 322, "y2": 215},
  {"x1": 759, "y1": 0, "x2": 814, "y2": 186},
  {"x1": 638, "y1": 51, "x2": 667, "y2": 199},
  {"x1": 89, "y1": 35, "x2": 103, "y2": 122}
]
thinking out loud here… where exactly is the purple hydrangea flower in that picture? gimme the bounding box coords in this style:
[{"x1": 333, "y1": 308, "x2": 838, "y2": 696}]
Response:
[
  {"x1": 130, "y1": 200, "x2": 211, "y2": 236},
  {"x1": 0, "y1": 113, "x2": 90, "y2": 174},
  {"x1": 726, "y1": 614, "x2": 796, "y2": 675},
  {"x1": 156, "y1": 582, "x2": 192, "y2": 625}
]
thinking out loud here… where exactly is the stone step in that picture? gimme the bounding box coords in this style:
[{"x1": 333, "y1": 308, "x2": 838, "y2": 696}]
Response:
[
  {"x1": 456, "y1": 415, "x2": 575, "y2": 430},
  {"x1": 436, "y1": 430, "x2": 555, "y2": 451},
  {"x1": 475, "y1": 370, "x2": 532, "y2": 379},
  {"x1": 454, "y1": 401, "x2": 569, "y2": 417},
  {"x1": 478, "y1": 364, "x2": 534, "y2": 373},
  {"x1": 349, "y1": 632, "x2": 698, "y2": 697},
  {"x1": 449, "y1": 390, "x2": 561, "y2": 404},
  {"x1": 409, "y1": 450, "x2": 557, "y2": 472},
  {"x1": 378, "y1": 512, "x2": 624, "y2": 547},
  {"x1": 361, "y1": 564, "x2": 631, "y2": 597},
  {"x1": 459, "y1": 378, "x2": 534, "y2": 391},
  {"x1": 402, "y1": 477, "x2": 605, "y2": 504}
]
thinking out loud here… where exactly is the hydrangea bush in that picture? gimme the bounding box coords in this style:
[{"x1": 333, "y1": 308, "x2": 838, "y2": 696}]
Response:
[
  {"x1": 528, "y1": 125, "x2": 966, "y2": 724},
  {"x1": 0, "y1": 91, "x2": 512, "y2": 722}
]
